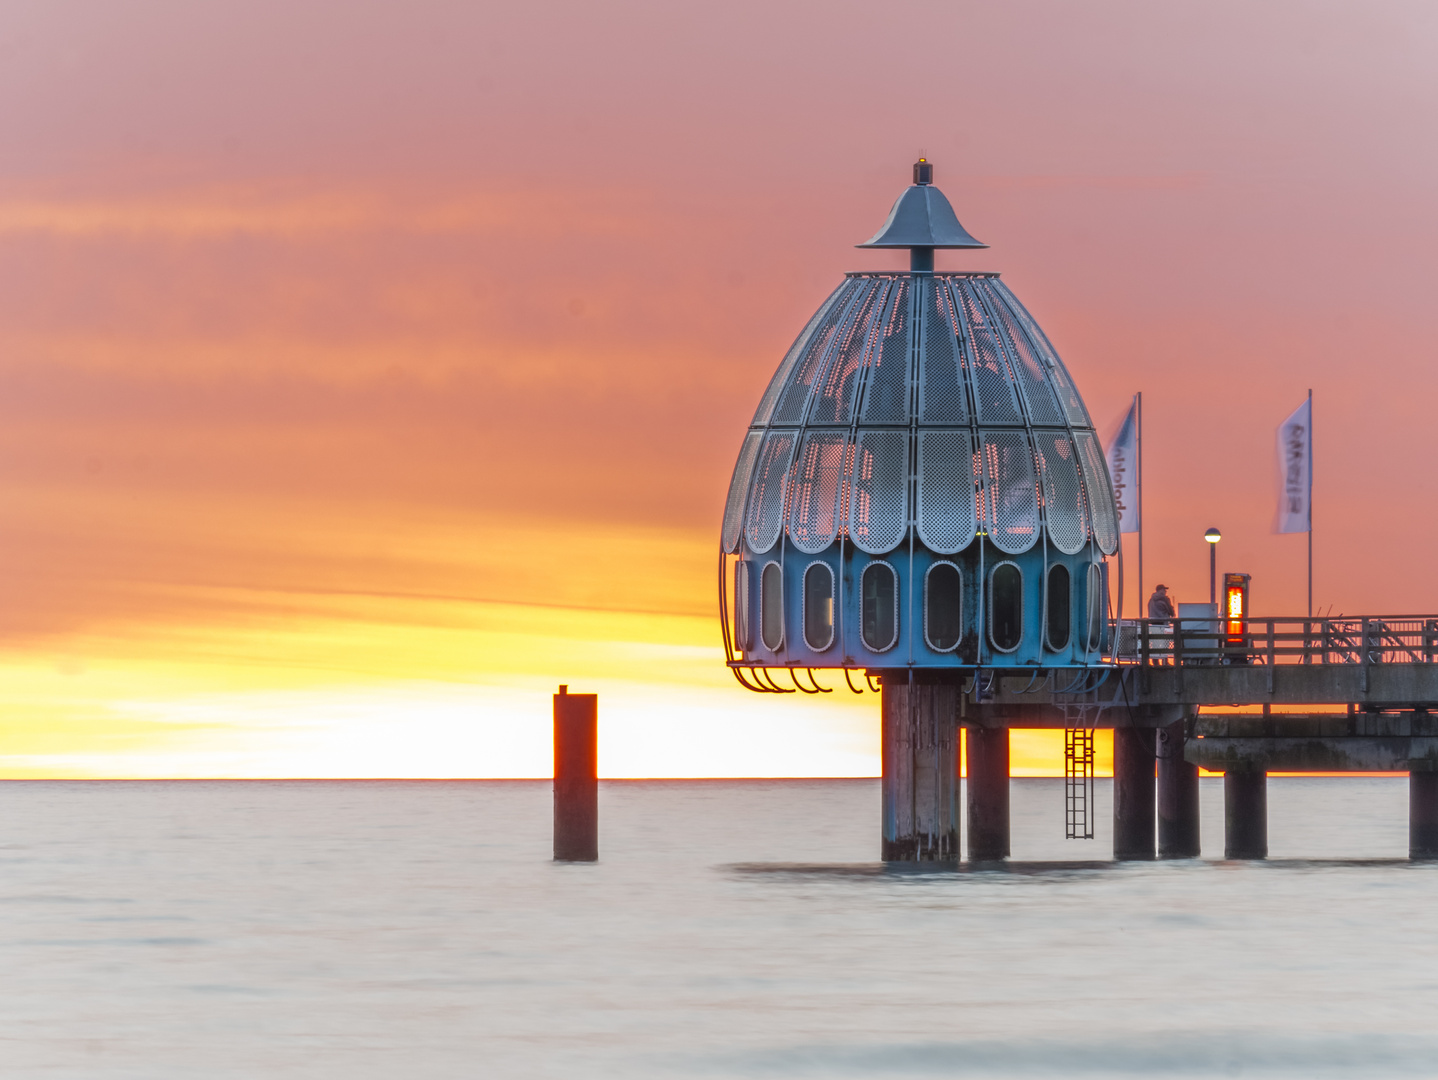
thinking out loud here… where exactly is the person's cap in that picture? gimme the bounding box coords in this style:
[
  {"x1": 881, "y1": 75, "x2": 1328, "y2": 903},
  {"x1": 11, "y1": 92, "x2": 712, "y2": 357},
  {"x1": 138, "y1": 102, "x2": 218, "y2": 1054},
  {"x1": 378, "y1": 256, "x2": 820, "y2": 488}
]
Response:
[{"x1": 1155, "y1": 584, "x2": 1168, "y2": 590}]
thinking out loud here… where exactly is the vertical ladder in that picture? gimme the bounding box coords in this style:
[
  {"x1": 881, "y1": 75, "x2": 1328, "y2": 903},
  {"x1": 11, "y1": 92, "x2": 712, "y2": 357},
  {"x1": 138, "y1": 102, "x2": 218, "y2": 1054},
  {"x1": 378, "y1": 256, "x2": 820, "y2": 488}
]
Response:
[{"x1": 1064, "y1": 716, "x2": 1096, "y2": 840}]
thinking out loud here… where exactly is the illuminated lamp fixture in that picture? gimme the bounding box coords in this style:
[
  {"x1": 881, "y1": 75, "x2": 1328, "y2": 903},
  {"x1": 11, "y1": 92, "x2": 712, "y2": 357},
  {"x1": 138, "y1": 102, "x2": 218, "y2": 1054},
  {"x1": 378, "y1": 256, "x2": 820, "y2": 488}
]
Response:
[{"x1": 1204, "y1": 527, "x2": 1221, "y2": 605}]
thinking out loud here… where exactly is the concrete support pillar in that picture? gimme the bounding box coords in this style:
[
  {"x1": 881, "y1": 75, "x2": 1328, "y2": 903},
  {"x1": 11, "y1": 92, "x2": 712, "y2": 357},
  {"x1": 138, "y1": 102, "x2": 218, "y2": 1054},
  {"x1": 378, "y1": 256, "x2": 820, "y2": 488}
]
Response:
[
  {"x1": 553, "y1": 686, "x2": 598, "y2": 861},
  {"x1": 1224, "y1": 767, "x2": 1267, "y2": 860},
  {"x1": 880, "y1": 682, "x2": 958, "y2": 861},
  {"x1": 1410, "y1": 771, "x2": 1438, "y2": 860},
  {"x1": 966, "y1": 725, "x2": 1010, "y2": 861},
  {"x1": 1113, "y1": 726, "x2": 1156, "y2": 860},
  {"x1": 1157, "y1": 719, "x2": 1201, "y2": 858}
]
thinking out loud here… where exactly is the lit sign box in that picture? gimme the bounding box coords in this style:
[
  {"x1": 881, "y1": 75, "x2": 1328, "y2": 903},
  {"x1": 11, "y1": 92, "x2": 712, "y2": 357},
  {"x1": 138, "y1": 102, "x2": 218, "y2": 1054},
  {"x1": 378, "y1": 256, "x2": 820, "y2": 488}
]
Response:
[{"x1": 1224, "y1": 572, "x2": 1252, "y2": 656}]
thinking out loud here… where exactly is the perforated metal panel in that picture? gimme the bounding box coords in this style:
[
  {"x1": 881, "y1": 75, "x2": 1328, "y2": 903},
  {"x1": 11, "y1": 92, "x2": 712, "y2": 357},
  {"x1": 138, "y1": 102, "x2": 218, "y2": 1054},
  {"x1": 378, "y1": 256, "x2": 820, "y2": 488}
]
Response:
[
  {"x1": 751, "y1": 281, "x2": 852, "y2": 427},
  {"x1": 858, "y1": 280, "x2": 911, "y2": 424},
  {"x1": 917, "y1": 430, "x2": 976, "y2": 554},
  {"x1": 772, "y1": 283, "x2": 869, "y2": 425},
  {"x1": 809, "y1": 279, "x2": 885, "y2": 425},
  {"x1": 1074, "y1": 430, "x2": 1119, "y2": 555},
  {"x1": 744, "y1": 431, "x2": 798, "y2": 554},
  {"x1": 848, "y1": 430, "x2": 908, "y2": 554},
  {"x1": 977, "y1": 280, "x2": 1064, "y2": 426},
  {"x1": 721, "y1": 429, "x2": 764, "y2": 554},
  {"x1": 980, "y1": 430, "x2": 1039, "y2": 554},
  {"x1": 990, "y1": 281, "x2": 1093, "y2": 428},
  {"x1": 787, "y1": 432, "x2": 848, "y2": 554},
  {"x1": 950, "y1": 281, "x2": 1022, "y2": 424},
  {"x1": 918, "y1": 277, "x2": 968, "y2": 424},
  {"x1": 1032, "y1": 430, "x2": 1088, "y2": 555}
]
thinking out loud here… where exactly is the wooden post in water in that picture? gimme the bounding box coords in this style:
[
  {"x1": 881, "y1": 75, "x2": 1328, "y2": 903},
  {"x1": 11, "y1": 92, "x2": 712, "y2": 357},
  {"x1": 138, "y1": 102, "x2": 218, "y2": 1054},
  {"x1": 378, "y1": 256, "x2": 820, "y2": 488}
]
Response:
[
  {"x1": 1157, "y1": 718, "x2": 1201, "y2": 858},
  {"x1": 880, "y1": 681, "x2": 958, "y2": 861},
  {"x1": 966, "y1": 724, "x2": 1010, "y2": 861},
  {"x1": 553, "y1": 685, "x2": 598, "y2": 862},
  {"x1": 1224, "y1": 767, "x2": 1267, "y2": 859},
  {"x1": 1410, "y1": 769, "x2": 1438, "y2": 860},
  {"x1": 1113, "y1": 726, "x2": 1157, "y2": 859}
]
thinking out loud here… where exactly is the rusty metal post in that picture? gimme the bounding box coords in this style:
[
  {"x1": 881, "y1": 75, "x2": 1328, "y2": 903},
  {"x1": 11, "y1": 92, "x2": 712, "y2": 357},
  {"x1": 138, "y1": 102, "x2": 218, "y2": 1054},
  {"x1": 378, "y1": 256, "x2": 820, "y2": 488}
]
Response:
[
  {"x1": 1224, "y1": 766, "x2": 1267, "y2": 859},
  {"x1": 553, "y1": 685, "x2": 598, "y2": 861},
  {"x1": 1157, "y1": 719, "x2": 1200, "y2": 857},
  {"x1": 1113, "y1": 725, "x2": 1156, "y2": 860},
  {"x1": 1410, "y1": 769, "x2": 1438, "y2": 860},
  {"x1": 966, "y1": 723, "x2": 1010, "y2": 861},
  {"x1": 881, "y1": 682, "x2": 958, "y2": 861}
]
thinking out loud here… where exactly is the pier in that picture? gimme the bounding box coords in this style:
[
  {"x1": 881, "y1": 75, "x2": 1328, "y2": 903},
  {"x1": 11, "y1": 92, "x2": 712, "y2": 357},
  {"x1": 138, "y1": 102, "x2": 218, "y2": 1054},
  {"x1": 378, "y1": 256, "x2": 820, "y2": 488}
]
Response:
[
  {"x1": 714, "y1": 159, "x2": 1429, "y2": 866},
  {"x1": 859, "y1": 614, "x2": 1438, "y2": 863}
]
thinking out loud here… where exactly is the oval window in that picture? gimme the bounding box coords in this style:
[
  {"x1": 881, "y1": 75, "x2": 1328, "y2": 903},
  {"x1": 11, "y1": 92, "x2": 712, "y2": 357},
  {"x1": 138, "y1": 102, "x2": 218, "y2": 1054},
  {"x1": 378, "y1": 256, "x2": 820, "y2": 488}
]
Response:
[
  {"x1": 924, "y1": 562, "x2": 962, "y2": 652},
  {"x1": 761, "y1": 562, "x2": 784, "y2": 651},
  {"x1": 1086, "y1": 563, "x2": 1104, "y2": 652},
  {"x1": 861, "y1": 562, "x2": 898, "y2": 652},
  {"x1": 803, "y1": 563, "x2": 835, "y2": 651},
  {"x1": 734, "y1": 561, "x2": 751, "y2": 651},
  {"x1": 1046, "y1": 563, "x2": 1070, "y2": 651},
  {"x1": 989, "y1": 563, "x2": 1023, "y2": 652}
]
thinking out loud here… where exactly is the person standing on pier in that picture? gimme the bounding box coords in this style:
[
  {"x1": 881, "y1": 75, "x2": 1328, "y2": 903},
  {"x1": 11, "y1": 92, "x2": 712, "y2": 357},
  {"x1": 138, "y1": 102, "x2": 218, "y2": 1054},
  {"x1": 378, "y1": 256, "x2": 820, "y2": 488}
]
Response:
[{"x1": 1148, "y1": 584, "x2": 1175, "y2": 663}]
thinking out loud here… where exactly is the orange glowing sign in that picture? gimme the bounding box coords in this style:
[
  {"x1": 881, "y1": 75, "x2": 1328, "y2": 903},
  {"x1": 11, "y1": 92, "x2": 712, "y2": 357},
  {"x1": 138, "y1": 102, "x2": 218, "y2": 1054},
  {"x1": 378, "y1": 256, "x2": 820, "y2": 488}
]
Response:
[{"x1": 1224, "y1": 573, "x2": 1250, "y2": 643}]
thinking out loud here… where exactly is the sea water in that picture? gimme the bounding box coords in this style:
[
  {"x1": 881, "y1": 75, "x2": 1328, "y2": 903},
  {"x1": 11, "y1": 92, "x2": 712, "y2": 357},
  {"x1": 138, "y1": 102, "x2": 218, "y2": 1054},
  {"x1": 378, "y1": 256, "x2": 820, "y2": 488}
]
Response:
[{"x1": 0, "y1": 778, "x2": 1435, "y2": 1078}]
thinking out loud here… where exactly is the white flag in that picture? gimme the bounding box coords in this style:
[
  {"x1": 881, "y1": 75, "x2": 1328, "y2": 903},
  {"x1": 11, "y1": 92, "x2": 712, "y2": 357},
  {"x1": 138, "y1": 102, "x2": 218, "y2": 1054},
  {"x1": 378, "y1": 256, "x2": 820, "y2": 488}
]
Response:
[
  {"x1": 1104, "y1": 400, "x2": 1139, "y2": 534},
  {"x1": 1275, "y1": 397, "x2": 1311, "y2": 534}
]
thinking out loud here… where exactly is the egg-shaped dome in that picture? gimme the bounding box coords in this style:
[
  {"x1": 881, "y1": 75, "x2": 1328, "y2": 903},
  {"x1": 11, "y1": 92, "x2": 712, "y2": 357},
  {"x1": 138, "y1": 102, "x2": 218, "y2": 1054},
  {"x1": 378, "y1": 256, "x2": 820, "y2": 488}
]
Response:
[
  {"x1": 721, "y1": 272, "x2": 1118, "y2": 561},
  {"x1": 719, "y1": 163, "x2": 1120, "y2": 680}
]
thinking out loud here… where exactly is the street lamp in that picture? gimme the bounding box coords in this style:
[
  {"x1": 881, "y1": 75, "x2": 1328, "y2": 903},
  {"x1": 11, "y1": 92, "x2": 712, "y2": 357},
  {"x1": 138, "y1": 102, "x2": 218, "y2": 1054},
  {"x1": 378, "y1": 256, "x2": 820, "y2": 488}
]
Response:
[{"x1": 1204, "y1": 527, "x2": 1222, "y2": 605}]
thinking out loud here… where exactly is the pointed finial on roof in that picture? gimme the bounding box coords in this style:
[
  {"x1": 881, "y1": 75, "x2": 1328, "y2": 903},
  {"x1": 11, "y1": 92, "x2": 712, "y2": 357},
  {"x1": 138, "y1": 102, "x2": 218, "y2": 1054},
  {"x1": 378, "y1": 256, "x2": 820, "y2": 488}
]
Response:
[{"x1": 858, "y1": 159, "x2": 987, "y2": 266}]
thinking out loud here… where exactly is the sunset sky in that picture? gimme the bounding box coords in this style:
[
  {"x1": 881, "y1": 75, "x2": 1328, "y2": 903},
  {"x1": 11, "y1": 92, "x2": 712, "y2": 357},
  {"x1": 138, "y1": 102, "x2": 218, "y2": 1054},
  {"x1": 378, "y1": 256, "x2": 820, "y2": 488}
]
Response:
[{"x1": 1, "y1": 1, "x2": 1435, "y2": 777}]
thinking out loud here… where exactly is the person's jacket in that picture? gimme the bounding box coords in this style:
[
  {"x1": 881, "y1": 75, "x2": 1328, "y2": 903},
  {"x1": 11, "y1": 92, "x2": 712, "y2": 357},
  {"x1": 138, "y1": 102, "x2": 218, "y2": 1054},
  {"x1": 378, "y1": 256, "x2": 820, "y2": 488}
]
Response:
[{"x1": 1148, "y1": 594, "x2": 1175, "y2": 619}]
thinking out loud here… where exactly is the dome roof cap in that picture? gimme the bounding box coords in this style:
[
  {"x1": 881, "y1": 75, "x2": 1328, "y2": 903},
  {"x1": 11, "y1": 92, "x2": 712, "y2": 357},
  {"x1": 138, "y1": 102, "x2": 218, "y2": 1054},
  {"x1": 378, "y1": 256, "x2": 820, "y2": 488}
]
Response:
[{"x1": 857, "y1": 159, "x2": 987, "y2": 250}]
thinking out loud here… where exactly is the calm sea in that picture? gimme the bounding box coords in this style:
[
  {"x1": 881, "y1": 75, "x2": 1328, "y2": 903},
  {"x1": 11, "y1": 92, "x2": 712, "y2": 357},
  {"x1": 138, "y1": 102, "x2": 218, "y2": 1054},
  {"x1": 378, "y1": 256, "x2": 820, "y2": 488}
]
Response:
[{"x1": 1, "y1": 778, "x2": 1435, "y2": 1078}]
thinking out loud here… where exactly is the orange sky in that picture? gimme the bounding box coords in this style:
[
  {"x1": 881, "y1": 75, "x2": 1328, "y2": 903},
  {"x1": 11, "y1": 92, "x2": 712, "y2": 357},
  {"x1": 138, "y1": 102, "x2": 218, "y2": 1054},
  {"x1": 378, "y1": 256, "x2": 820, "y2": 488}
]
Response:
[{"x1": 1, "y1": 1, "x2": 1436, "y2": 777}]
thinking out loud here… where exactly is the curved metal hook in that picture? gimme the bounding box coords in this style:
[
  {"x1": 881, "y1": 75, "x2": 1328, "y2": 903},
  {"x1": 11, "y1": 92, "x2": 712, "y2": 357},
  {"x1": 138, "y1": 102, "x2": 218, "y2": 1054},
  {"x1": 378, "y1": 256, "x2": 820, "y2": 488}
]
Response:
[
  {"x1": 865, "y1": 673, "x2": 882, "y2": 693},
  {"x1": 789, "y1": 667, "x2": 820, "y2": 695},
  {"x1": 981, "y1": 669, "x2": 997, "y2": 694},
  {"x1": 1015, "y1": 670, "x2": 1042, "y2": 694},
  {"x1": 756, "y1": 667, "x2": 795, "y2": 694},
  {"x1": 807, "y1": 667, "x2": 833, "y2": 694},
  {"x1": 843, "y1": 668, "x2": 866, "y2": 695},
  {"x1": 1053, "y1": 668, "x2": 1088, "y2": 695},
  {"x1": 730, "y1": 666, "x2": 774, "y2": 694}
]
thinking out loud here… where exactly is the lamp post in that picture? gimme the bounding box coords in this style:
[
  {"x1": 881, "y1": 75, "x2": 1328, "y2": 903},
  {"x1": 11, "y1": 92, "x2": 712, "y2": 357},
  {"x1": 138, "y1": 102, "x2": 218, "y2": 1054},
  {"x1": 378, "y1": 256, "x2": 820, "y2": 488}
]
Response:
[{"x1": 1204, "y1": 528, "x2": 1222, "y2": 605}]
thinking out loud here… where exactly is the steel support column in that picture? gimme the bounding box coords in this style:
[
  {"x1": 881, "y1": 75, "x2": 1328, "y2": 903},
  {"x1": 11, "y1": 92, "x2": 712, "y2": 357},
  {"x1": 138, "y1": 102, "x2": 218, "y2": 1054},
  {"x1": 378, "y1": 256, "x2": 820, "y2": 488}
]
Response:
[
  {"x1": 1410, "y1": 770, "x2": 1438, "y2": 860},
  {"x1": 881, "y1": 683, "x2": 958, "y2": 861},
  {"x1": 1113, "y1": 725, "x2": 1156, "y2": 860},
  {"x1": 1157, "y1": 719, "x2": 1201, "y2": 858},
  {"x1": 1224, "y1": 767, "x2": 1267, "y2": 859},
  {"x1": 966, "y1": 724, "x2": 1010, "y2": 861}
]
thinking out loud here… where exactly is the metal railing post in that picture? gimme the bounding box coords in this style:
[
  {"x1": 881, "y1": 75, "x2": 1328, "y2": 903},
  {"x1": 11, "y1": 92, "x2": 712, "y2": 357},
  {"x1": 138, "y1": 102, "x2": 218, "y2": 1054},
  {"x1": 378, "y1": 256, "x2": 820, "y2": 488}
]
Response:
[
  {"x1": 1266, "y1": 619, "x2": 1275, "y2": 693},
  {"x1": 1361, "y1": 617, "x2": 1371, "y2": 694}
]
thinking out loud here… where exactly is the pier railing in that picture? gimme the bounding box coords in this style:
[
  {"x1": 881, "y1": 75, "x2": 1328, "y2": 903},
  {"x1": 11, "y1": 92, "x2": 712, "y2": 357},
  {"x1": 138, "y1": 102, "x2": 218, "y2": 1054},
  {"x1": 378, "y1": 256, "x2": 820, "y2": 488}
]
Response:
[{"x1": 1109, "y1": 616, "x2": 1438, "y2": 667}]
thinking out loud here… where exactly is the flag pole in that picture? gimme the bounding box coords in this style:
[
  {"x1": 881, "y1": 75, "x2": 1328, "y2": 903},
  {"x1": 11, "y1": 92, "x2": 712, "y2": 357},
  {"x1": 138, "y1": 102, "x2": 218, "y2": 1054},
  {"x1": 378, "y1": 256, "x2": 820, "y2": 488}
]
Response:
[
  {"x1": 1307, "y1": 387, "x2": 1313, "y2": 618},
  {"x1": 1136, "y1": 391, "x2": 1143, "y2": 620}
]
